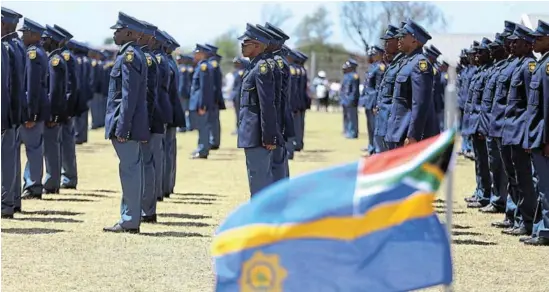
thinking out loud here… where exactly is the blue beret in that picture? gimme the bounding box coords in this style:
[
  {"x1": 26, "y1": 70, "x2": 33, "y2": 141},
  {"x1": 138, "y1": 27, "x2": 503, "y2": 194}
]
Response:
[
  {"x1": 139, "y1": 20, "x2": 157, "y2": 36},
  {"x1": 501, "y1": 21, "x2": 517, "y2": 37},
  {"x1": 238, "y1": 23, "x2": 271, "y2": 45},
  {"x1": 396, "y1": 19, "x2": 432, "y2": 44},
  {"x1": 508, "y1": 24, "x2": 535, "y2": 43},
  {"x1": 194, "y1": 43, "x2": 212, "y2": 54},
  {"x1": 205, "y1": 44, "x2": 218, "y2": 54},
  {"x1": 163, "y1": 30, "x2": 179, "y2": 49},
  {"x1": 44, "y1": 25, "x2": 66, "y2": 42},
  {"x1": 1, "y1": 7, "x2": 22, "y2": 24},
  {"x1": 110, "y1": 12, "x2": 142, "y2": 32},
  {"x1": 380, "y1": 24, "x2": 399, "y2": 40},
  {"x1": 265, "y1": 22, "x2": 290, "y2": 40},
  {"x1": 18, "y1": 17, "x2": 45, "y2": 35},
  {"x1": 53, "y1": 25, "x2": 73, "y2": 40},
  {"x1": 531, "y1": 19, "x2": 549, "y2": 37}
]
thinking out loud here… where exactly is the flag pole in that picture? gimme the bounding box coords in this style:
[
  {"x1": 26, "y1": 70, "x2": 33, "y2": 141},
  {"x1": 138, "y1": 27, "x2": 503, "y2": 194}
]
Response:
[{"x1": 443, "y1": 65, "x2": 458, "y2": 292}]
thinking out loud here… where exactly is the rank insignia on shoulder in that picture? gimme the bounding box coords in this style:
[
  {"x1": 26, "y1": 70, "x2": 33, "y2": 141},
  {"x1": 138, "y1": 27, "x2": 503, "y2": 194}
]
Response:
[
  {"x1": 290, "y1": 67, "x2": 296, "y2": 75},
  {"x1": 125, "y1": 51, "x2": 134, "y2": 63},
  {"x1": 259, "y1": 62, "x2": 268, "y2": 74},
  {"x1": 146, "y1": 56, "x2": 152, "y2": 67},
  {"x1": 62, "y1": 51, "x2": 70, "y2": 61},
  {"x1": 156, "y1": 55, "x2": 162, "y2": 63},
  {"x1": 277, "y1": 59, "x2": 284, "y2": 69},
  {"x1": 211, "y1": 60, "x2": 218, "y2": 68},
  {"x1": 528, "y1": 61, "x2": 536, "y2": 73},
  {"x1": 353, "y1": 73, "x2": 359, "y2": 80},
  {"x1": 92, "y1": 60, "x2": 97, "y2": 67},
  {"x1": 200, "y1": 63, "x2": 208, "y2": 71},
  {"x1": 379, "y1": 64, "x2": 386, "y2": 71},
  {"x1": 28, "y1": 49, "x2": 36, "y2": 60},
  {"x1": 51, "y1": 56, "x2": 60, "y2": 67},
  {"x1": 180, "y1": 66, "x2": 186, "y2": 72},
  {"x1": 419, "y1": 60, "x2": 428, "y2": 72}
]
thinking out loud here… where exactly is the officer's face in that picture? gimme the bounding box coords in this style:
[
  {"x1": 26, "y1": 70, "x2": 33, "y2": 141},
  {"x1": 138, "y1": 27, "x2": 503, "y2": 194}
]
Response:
[
  {"x1": 397, "y1": 34, "x2": 414, "y2": 52},
  {"x1": 41, "y1": 37, "x2": 52, "y2": 51},
  {"x1": 503, "y1": 38, "x2": 512, "y2": 54},
  {"x1": 21, "y1": 31, "x2": 39, "y2": 46},
  {"x1": 113, "y1": 28, "x2": 129, "y2": 46},
  {"x1": 533, "y1": 36, "x2": 549, "y2": 53},
  {"x1": 511, "y1": 39, "x2": 531, "y2": 56},
  {"x1": 194, "y1": 51, "x2": 205, "y2": 62},
  {"x1": 241, "y1": 40, "x2": 261, "y2": 58},
  {"x1": 384, "y1": 38, "x2": 398, "y2": 54}
]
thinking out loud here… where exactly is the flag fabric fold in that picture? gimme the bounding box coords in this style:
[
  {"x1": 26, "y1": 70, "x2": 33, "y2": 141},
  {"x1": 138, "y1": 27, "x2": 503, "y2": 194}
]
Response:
[{"x1": 212, "y1": 129, "x2": 456, "y2": 292}]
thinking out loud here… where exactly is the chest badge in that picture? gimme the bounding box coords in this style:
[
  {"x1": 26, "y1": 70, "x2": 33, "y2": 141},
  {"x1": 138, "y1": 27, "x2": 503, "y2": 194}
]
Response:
[
  {"x1": 51, "y1": 56, "x2": 60, "y2": 67},
  {"x1": 28, "y1": 49, "x2": 36, "y2": 60},
  {"x1": 146, "y1": 56, "x2": 152, "y2": 67},
  {"x1": 528, "y1": 61, "x2": 536, "y2": 73},
  {"x1": 62, "y1": 51, "x2": 70, "y2": 61},
  {"x1": 180, "y1": 66, "x2": 186, "y2": 72},
  {"x1": 211, "y1": 60, "x2": 218, "y2": 68},
  {"x1": 419, "y1": 60, "x2": 428, "y2": 72},
  {"x1": 200, "y1": 63, "x2": 208, "y2": 71},
  {"x1": 259, "y1": 63, "x2": 268, "y2": 74},
  {"x1": 124, "y1": 51, "x2": 134, "y2": 63}
]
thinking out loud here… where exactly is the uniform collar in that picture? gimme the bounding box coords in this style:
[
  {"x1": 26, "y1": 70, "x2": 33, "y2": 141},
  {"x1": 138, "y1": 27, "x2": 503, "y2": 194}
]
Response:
[
  {"x1": 140, "y1": 45, "x2": 149, "y2": 52},
  {"x1": 2, "y1": 31, "x2": 19, "y2": 41},
  {"x1": 540, "y1": 51, "x2": 549, "y2": 62},
  {"x1": 118, "y1": 41, "x2": 134, "y2": 55},
  {"x1": 49, "y1": 47, "x2": 63, "y2": 56},
  {"x1": 407, "y1": 47, "x2": 424, "y2": 57},
  {"x1": 249, "y1": 53, "x2": 265, "y2": 66}
]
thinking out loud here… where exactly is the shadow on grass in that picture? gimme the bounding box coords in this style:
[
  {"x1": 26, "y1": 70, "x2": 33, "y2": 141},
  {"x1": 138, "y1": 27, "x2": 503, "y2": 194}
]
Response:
[
  {"x1": 436, "y1": 210, "x2": 467, "y2": 215},
  {"x1": 158, "y1": 213, "x2": 212, "y2": 220},
  {"x1": 301, "y1": 149, "x2": 334, "y2": 154},
  {"x1": 140, "y1": 231, "x2": 208, "y2": 238},
  {"x1": 452, "y1": 231, "x2": 482, "y2": 236},
  {"x1": 173, "y1": 192, "x2": 224, "y2": 198},
  {"x1": 43, "y1": 198, "x2": 95, "y2": 202},
  {"x1": 14, "y1": 217, "x2": 83, "y2": 223},
  {"x1": 156, "y1": 221, "x2": 211, "y2": 227},
  {"x1": 453, "y1": 239, "x2": 496, "y2": 246},
  {"x1": 2, "y1": 228, "x2": 65, "y2": 235},
  {"x1": 171, "y1": 201, "x2": 214, "y2": 205},
  {"x1": 20, "y1": 210, "x2": 83, "y2": 216},
  {"x1": 88, "y1": 189, "x2": 117, "y2": 193},
  {"x1": 62, "y1": 192, "x2": 110, "y2": 198},
  {"x1": 451, "y1": 224, "x2": 472, "y2": 230},
  {"x1": 172, "y1": 197, "x2": 217, "y2": 202}
]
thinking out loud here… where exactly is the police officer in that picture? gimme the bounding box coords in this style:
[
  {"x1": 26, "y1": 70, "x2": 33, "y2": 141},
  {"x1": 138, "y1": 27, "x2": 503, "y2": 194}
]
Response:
[
  {"x1": 523, "y1": 19, "x2": 549, "y2": 246},
  {"x1": 294, "y1": 51, "x2": 309, "y2": 150},
  {"x1": 237, "y1": 23, "x2": 281, "y2": 196},
  {"x1": 374, "y1": 24, "x2": 404, "y2": 154},
  {"x1": 88, "y1": 49, "x2": 105, "y2": 129},
  {"x1": 424, "y1": 45, "x2": 443, "y2": 130},
  {"x1": 103, "y1": 12, "x2": 149, "y2": 233},
  {"x1": 385, "y1": 19, "x2": 435, "y2": 148},
  {"x1": 163, "y1": 30, "x2": 185, "y2": 197},
  {"x1": 42, "y1": 25, "x2": 69, "y2": 194},
  {"x1": 19, "y1": 18, "x2": 49, "y2": 200},
  {"x1": 478, "y1": 33, "x2": 510, "y2": 216},
  {"x1": 177, "y1": 54, "x2": 194, "y2": 132},
  {"x1": 361, "y1": 45, "x2": 385, "y2": 155},
  {"x1": 189, "y1": 44, "x2": 215, "y2": 159},
  {"x1": 459, "y1": 45, "x2": 479, "y2": 159},
  {"x1": 285, "y1": 48, "x2": 301, "y2": 159},
  {"x1": 230, "y1": 57, "x2": 246, "y2": 135},
  {"x1": 54, "y1": 24, "x2": 80, "y2": 190},
  {"x1": 1, "y1": 7, "x2": 25, "y2": 213},
  {"x1": 463, "y1": 38, "x2": 494, "y2": 209},
  {"x1": 340, "y1": 59, "x2": 360, "y2": 139},
  {"x1": 205, "y1": 44, "x2": 224, "y2": 150},
  {"x1": 1, "y1": 18, "x2": 13, "y2": 218},
  {"x1": 72, "y1": 40, "x2": 92, "y2": 145}
]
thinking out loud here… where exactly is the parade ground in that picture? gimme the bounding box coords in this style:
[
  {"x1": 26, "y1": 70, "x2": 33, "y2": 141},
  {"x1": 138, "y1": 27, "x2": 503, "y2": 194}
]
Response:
[{"x1": 1, "y1": 111, "x2": 547, "y2": 292}]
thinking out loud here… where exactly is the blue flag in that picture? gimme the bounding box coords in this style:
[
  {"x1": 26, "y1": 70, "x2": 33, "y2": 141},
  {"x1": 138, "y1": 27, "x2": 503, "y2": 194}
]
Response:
[{"x1": 212, "y1": 130, "x2": 455, "y2": 292}]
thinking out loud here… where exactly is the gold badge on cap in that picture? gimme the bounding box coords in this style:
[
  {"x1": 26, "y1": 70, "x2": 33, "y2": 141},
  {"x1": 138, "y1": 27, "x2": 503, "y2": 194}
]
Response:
[
  {"x1": 419, "y1": 60, "x2": 428, "y2": 71},
  {"x1": 528, "y1": 61, "x2": 536, "y2": 73},
  {"x1": 200, "y1": 63, "x2": 208, "y2": 71},
  {"x1": 28, "y1": 50, "x2": 36, "y2": 60},
  {"x1": 51, "y1": 56, "x2": 60, "y2": 67}
]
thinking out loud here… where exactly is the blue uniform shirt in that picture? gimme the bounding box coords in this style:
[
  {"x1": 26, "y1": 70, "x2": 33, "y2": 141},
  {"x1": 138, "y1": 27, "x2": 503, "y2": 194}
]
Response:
[
  {"x1": 61, "y1": 49, "x2": 82, "y2": 117},
  {"x1": 374, "y1": 53, "x2": 405, "y2": 137},
  {"x1": 237, "y1": 55, "x2": 282, "y2": 148},
  {"x1": 489, "y1": 56, "x2": 520, "y2": 138},
  {"x1": 274, "y1": 53, "x2": 295, "y2": 139},
  {"x1": 142, "y1": 46, "x2": 164, "y2": 134},
  {"x1": 189, "y1": 60, "x2": 215, "y2": 111},
  {"x1": 263, "y1": 52, "x2": 284, "y2": 136},
  {"x1": 47, "y1": 48, "x2": 69, "y2": 123},
  {"x1": 523, "y1": 52, "x2": 549, "y2": 149},
  {"x1": 104, "y1": 42, "x2": 149, "y2": 141},
  {"x1": 2, "y1": 42, "x2": 11, "y2": 130},
  {"x1": 502, "y1": 54, "x2": 536, "y2": 146},
  {"x1": 2, "y1": 32, "x2": 25, "y2": 126},
  {"x1": 208, "y1": 56, "x2": 226, "y2": 109},
  {"x1": 432, "y1": 64, "x2": 444, "y2": 114},
  {"x1": 25, "y1": 44, "x2": 49, "y2": 122},
  {"x1": 340, "y1": 71, "x2": 360, "y2": 107},
  {"x1": 288, "y1": 64, "x2": 301, "y2": 112},
  {"x1": 90, "y1": 59, "x2": 104, "y2": 95},
  {"x1": 463, "y1": 63, "x2": 491, "y2": 136},
  {"x1": 167, "y1": 55, "x2": 186, "y2": 128},
  {"x1": 361, "y1": 61, "x2": 385, "y2": 109},
  {"x1": 101, "y1": 61, "x2": 114, "y2": 97},
  {"x1": 478, "y1": 59, "x2": 506, "y2": 136},
  {"x1": 386, "y1": 47, "x2": 436, "y2": 143},
  {"x1": 230, "y1": 68, "x2": 244, "y2": 101},
  {"x1": 178, "y1": 64, "x2": 192, "y2": 100},
  {"x1": 154, "y1": 50, "x2": 174, "y2": 125}
]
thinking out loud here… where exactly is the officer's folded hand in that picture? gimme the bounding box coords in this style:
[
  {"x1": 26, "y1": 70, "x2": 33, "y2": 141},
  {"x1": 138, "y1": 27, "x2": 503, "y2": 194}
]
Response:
[
  {"x1": 116, "y1": 136, "x2": 127, "y2": 143},
  {"x1": 198, "y1": 108, "x2": 206, "y2": 116},
  {"x1": 263, "y1": 144, "x2": 276, "y2": 150},
  {"x1": 373, "y1": 107, "x2": 379, "y2": 115},
  {"x1": 404, "y1": 137, "x2": 417, "y2": 146},
  {"x1": 24, "y1": 121, "x2": 36, "y2": 128}
]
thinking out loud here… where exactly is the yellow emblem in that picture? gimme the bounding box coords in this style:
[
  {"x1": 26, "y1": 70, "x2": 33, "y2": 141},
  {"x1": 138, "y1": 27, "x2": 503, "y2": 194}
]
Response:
[
  {"x1": 353, "y1": 73, "x2": 359, "y2": 80},
  {"x1": 433, "y1": 68, "x2": 437, "y2": 75},
  {"x1": 296, "y1": 68, "x2": 301, "y2": 75},
  {"x1": 290, "y1": 66, "x2": 296, "y2": 75},
  {"x1": 125, "y1": 52, "x2": 134, "y2": 63},
  {"x1": 28, "y1": 50, "x2": 36, "y2": 60},
  {"x1": 444, "y1": 73, "x2": 449, "y2": 79},
  {"x1": 546, "y1": 63, "x2": 549, "y2": 75},
  {"x1": 62, "y1": 51, "x2": 70, "y2": 61},
  {"x1": 180, "y1": 66, "x2": 186, "y2": 72},
  {"x1": 146, "y1": 56, "x2": 152, "y2": 67},
  {"x1": 91, "y1": 60, "x2": 97, "y2": 67},
  {"x1": 528, "y1": 61, "x2": 536, "y2": 73},
  {"x1": 51, "y1": 56, "x2": 60, "y2": 67},
  {"x1": 211, "y1": 60, "x2": 218, "y2": 68},
  {"x1": 238, "y1": 70, "x2": 244, "y2": 76},
  {"x1": 200, "y1": 63, "x2": 207, "y2": 71},
  {"x1": 277, "y1": 59, "x2": 284, "y2": 69},
  {"x1": 379, "y1": 64, "x2": 386, "y2": 72},
  {"x1": 188, "y1": 67, "x2": 194, "y2": 73},
  {"x1": 419, "y1": 60, "x2": 428, "y2": 72},
  {"x1": 240, "y1": 251, "x2": 287, "y2": 292},
  {"x1": 259, "y1": 63, "x2": 268, "y2": 74}
]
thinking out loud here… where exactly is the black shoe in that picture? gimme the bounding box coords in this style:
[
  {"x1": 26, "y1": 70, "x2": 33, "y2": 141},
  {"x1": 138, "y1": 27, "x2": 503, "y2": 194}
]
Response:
[
  {"x1": 43, "y1": 188, "x2": 60, "y2": 194},
  {"x1": 519, "y1": 236, "x2": 534, "y2": 243},
  {"x1": 141, "y1": 214, "x2": 157, "y2": 223},
  {"x1": 14, "y1": 207, "x2": 21, "y2": 213},
  {"x1": 467, "y1": 201, "x2": 486, "y2": 208},
  {"x1": 479, "y1": 204, "x2": 503, "y2": 214},
  {"x1": 210, "y1": 145, "x2": 220, "y2": 150},
  {"x1": 502, "y1": 227, "x2": 529, "y2": 236},
  {"x1": 190, "y1": 153, "x2": 207, "y2": 159},
  {"x1": 523, "y1": 237, "x2": 549, "y2": 246},
  {"x1": 60, "y1": 184, "x2": 77, "y2": 190},
  {"x1": 156, "y1": 197, "x2": 164, "y2": 202},
  {"x1": 21, "y1": 190, "x2": 42, "y2": 200},
  {"x1": 1, "y1": 213, "x2": 14, "y2": 219},
  {"x1": 491, "y1": 220, "x2": 513, "y2": 229},
  {"x1": 464, "y1": 196, "x2": 477, "y2": 203},
  {"x1": 103, "y1": 223, "x2": 139, "y2": 234},
  {"x1": 163, "y1": 193, "x2": 170, "y2": 198}
]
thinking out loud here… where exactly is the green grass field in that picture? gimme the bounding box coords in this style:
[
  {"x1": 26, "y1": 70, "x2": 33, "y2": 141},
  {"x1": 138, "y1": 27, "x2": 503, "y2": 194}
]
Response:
[{"x1": 1, "y1": 110, "x2": 547, "y2": 292}]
